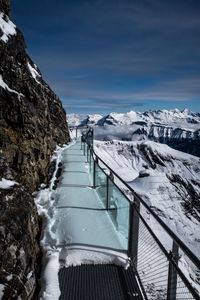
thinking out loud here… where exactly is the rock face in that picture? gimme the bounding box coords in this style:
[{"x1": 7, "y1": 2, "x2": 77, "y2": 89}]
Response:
[
  {"x1": 0, "y1": 161, "x2": 40, "y2": 299},
  {"x1": 0, "y1": 11, "x2": 69, "y2": 191},
  {"x1": 0, "y1": 157, "x2": 41, "y2": 299},
  {"x1": 0, "y1": 0, "x2": 10, "y2": 16},
  {"x1": 0, "y1": 1, "x2": 70, "y2": 298},
  {"x1": 145, "y1": 125, "x2": 200, "y2": 157}
]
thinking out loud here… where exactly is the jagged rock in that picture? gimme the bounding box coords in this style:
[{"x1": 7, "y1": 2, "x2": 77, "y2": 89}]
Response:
[
  {"x1": 0, "y1": 4, "x2": 70, "y2": 299},
  {"x1": 0, "y1": 156, "x2": 40, "y2": 299},
  {"x1": 0, "y1": 0, "x2": 10, "y2": 16},
  {"x1": 167, "y1": 173, "x2": 200, "y2": 221},
  {"x1": 0, "y1": 12, "x2": 70, "y2": 191},
  {"x1": 148, "y1": 125, "x2": 200, "y2": 157},
  {"x1": 47, "y1": 159, "x2": 57, "y2": 183},
  {"x1": 139, "y1": 170, "x2": 150, "y2": 178},
  {"x1": 0, "y1": 184, "x2": 40, "y2": 299}
]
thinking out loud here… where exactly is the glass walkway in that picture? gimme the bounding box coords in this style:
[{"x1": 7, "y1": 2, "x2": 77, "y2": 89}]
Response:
[{"x1": 54, "y1": 140, "x2": 127, "y2": 253}]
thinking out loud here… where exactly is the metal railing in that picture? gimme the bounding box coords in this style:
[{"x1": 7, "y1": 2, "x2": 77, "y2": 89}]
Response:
[{"x1": 79, "y1": 127, "x2": 200, "y2": 300}]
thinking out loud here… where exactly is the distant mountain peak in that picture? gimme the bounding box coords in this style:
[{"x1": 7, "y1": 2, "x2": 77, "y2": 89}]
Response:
[{"x1": 182, "y1": 108, "x2": 190, "y2": 114}]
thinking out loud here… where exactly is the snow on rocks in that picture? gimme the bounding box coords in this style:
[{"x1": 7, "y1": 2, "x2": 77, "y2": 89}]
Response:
[
  {"x1": 0, "y1": 13, "x2": 16, "y2": 43},
  {"x1": 0, "y1": 74, "x2": 24, "y2": 100},
  {"x1": 27, "y1": 62, "x2": 41, "y2": 84},
  {"x1": 0, "y1": 284, "x2": 5, "y2": 299},
  {"x1": 0, "y1": 178, "x2": 18, "y2": 189},
  {"x1": 67, "y1": 113, "x2": 103, "y2": 127},
  {"x1": 35, "y1": 144, "x2": 68, "y2": 299},
  {"x1": 87, "y1": 114, "x2": 103, "y2": 124},
  {"x1": 67, "y1": 113, "x2": 86, "y2": 127}
]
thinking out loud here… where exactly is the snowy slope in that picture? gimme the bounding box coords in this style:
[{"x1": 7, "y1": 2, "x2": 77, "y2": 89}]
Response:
[
  {"x1": 0, "y1": 13, "x2": 16, "y2": 43},
  {"x1": 67, "y1": 113, "x2": 87, "y2": 127},
  {"x1": 94, "y1": 140, "x2": 200, "y2": 258}
]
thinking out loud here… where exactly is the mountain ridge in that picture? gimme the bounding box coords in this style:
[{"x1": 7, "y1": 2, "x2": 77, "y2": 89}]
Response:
[{"x1": 68, "y1": 109, "x2": 200, "y2": 157}]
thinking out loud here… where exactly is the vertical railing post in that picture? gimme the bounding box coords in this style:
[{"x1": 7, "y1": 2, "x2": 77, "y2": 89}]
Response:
[
  {"x1": 87, "y1": 144, "x2": 89, "y2": 162},
  {"x1": 91, "y1": 127, "x2": 94, "y2": 147},
  {"x1": 167, "y1": 241, "x2": 179, "y2": 300},
  {"x1": 89, "y1": 146, "x2": 92, "y2": 167},
  {"x1": 83, "y1": 140, "x2": 86, "y2": 156},
  {"x1": 88, "y1": 146, "x2": 92, "y2": 174},
  {"x1": 128, "y1": 195, "x2": 140, "y2": 267},
  {"x1": 93, "y1": 158, "x2": 96, "y2": 189},
  {"x1": 107, "y1": 171, "x2": 114, "y2": 211},
  {"x1": 76, "y1": 127, "x2": 78, "y2": 139},
  {"x1": 106, "y1": 175, "x2": 109, "y2": 210}
]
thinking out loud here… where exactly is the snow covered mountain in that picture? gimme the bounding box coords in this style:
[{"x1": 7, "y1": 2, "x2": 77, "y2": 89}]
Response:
[
  {"x1": 67, "y1": 113, "x2": 103, "y2": 127},
  {"x1": 94, "y1": 140, "x2": 200, "y2": 259},
  {"x1": 68, "y1": 109, "x2": 200, "y2": 127},
  {"x1": 68, "y1": 109, "x2": 200, "y2": 156}
]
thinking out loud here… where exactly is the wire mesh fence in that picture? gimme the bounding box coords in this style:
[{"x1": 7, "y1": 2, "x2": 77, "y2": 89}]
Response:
[
  {"x1": 134, "y1": 207, "x2": 200, "y2": 300},
  {"x1": 136, "y1": 214, "x2": 169, "y2": 299}
]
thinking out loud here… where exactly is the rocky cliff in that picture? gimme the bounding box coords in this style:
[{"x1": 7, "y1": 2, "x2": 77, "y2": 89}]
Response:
[
  {"x1": 0, "y1": 12, "x2": 69, "y2": 190},
  {"x1": 0, "y1": 0, "x2": 9, "y2": 16},
  {"x1": 0, "y1": 158, "x2": 40, "y2": 299},
  {"x1": 0, "y1": 1, "x2": 70, "y2": 298}
]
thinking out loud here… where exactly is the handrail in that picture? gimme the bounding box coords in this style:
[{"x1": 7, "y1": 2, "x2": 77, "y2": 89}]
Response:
[
  {"x1": 82, "y1": 127, "x2": 200, "y2": 270},
  {"x1": 92, "y1": 153, "x2": 131, "y2": 204}
]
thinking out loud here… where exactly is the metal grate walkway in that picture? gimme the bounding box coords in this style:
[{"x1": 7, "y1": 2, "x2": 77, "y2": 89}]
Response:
[{"x1": 59, "y1": 264, "x2": 143, "y2": 300}]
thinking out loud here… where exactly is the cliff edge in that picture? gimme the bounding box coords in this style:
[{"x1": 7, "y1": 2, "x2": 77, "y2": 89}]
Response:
[{"x1": 0, "y1": 0, "x2": 70, "y2": 298}]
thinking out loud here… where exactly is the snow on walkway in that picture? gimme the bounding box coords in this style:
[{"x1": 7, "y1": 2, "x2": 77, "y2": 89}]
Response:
[{"x1": 35, "y1": 139, "x2": 129, "y2": 299}]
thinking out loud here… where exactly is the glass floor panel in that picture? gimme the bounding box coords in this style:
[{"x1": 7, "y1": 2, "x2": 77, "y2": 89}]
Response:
[
  {"x1": 56, "y1": 187, "x2": 102, "y2": 209},
  {"x1": 61, "y1": 171, "x2": 91, "y2": 186},
  {"x1": 62, "y1": 162, "x2": 87, "y2": 173},
  {"x1": 54, "y1": 206, "x2": 126, "y2": 251},
  {"x1": 62, "y1": 154, "x2": 86, "y2": 163},
  {"x1": 53, "y1": 141, "x2": 127, "y2": 252}
]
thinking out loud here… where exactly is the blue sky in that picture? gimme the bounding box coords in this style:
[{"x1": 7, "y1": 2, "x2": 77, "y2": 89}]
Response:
[{"x1": 12, "y1": 0, "x2": 200, "y2": 114}]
